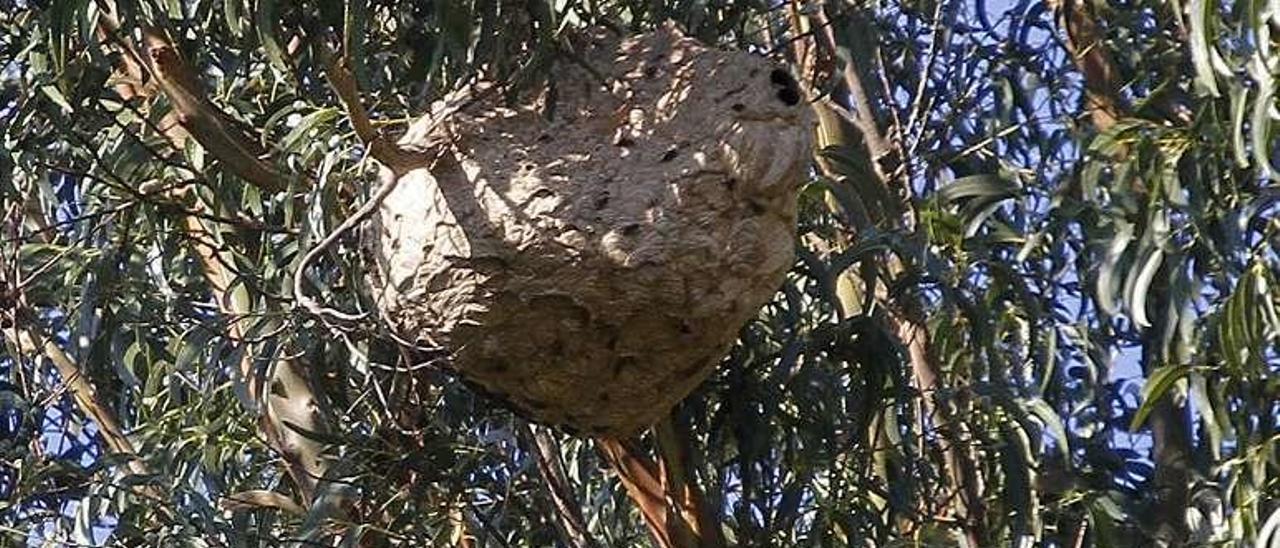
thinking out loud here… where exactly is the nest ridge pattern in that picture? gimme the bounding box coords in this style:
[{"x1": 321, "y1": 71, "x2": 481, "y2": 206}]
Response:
[{"x1": 372, "y1": 24, "x2": 813, "y2": 436}]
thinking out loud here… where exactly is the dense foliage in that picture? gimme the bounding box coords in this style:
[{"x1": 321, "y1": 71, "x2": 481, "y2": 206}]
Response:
[{"x1": 1, "y1": 0, "x2": 1278, "y2": 546}]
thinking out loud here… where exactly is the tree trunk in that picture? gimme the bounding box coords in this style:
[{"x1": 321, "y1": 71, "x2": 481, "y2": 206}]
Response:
[{"x1": 1050, "y1": 2, "x2": 1192, "y2": 542}]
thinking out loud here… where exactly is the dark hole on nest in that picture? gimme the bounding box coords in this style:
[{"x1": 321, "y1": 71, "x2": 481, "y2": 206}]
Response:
[
  {"x1": 731, "y1": 103, "x2": 745, "y2": 112},
  {"x1": 770, "y1": 68, "x2": 792, "y2": 86},
  {"x1": 776, "y1": 87, "x2": 800, "y2": 106},
  {"x1": 770, "y1": 68, "x2": 800, "y2": 106}
]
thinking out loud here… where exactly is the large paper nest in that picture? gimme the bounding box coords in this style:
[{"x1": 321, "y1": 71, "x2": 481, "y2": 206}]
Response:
[{"x1": 370, "y1": 24, "x2": 812, "y2": 436}]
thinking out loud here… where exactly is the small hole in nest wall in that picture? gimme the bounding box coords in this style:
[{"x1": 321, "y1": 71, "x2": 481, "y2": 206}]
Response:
[
  {"x1": 770, "y1": 68, "x2": 792, "y2": 86},
  {"x1": 731, "y1": 103, "x2": 745, "y2": 112},
  {"x1": 776, "y1": 87, "x2": 800, "y2": 106},
  {"x1": 770, "y1": 68, "x2": 801, "y2": 106},
  {"x1": 660, "y1": 148, "x2": 679, "y2": 162}
]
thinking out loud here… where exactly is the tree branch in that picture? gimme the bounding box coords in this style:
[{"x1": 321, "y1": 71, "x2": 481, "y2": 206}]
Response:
[
  {"x1": 318, "y1": 43, "x2": 429, "y2": 172},
  {"x1": 12, "y1": 326, "x2": 145, "y2": 476},
  {"x1": 596, "y1": 432, "x2": 723, "y2": 548},
  {"x1": 95, "y1": 5, "x2": 294, "y2": 192},
  {"x1": 89, "y1": 3, "x2": 333, "y2": 505},
  {"x1": 1050, "y1": 0, "x2": 1127, "y2": 128},
  {"x1": 790, "y1": 4, "x2": 986, "y2": 543},
  {"x1": 1050, "y1": 3, "x2": 1192, "y2": 542},
  {"x1": 525, "y1": 425, "x2": 600, "y2": 548}
]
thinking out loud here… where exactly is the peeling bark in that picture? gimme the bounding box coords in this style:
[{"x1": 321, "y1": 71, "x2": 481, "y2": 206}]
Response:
[{"x1": 597, "y1": 432, "x2": 725, "y2": 548}]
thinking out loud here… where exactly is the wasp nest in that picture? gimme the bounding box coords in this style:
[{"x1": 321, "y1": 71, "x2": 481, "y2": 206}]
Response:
[{"x1": 371, "y1": 24, "x2": 812, "y2": 436}]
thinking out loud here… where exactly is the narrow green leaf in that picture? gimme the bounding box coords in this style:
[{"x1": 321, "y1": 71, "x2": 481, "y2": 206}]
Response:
[
  {"x1": 1189, "y1": 373, "x2": 1223, "y2": 460},
  {"x1": 1126, "y1": 244, "x2": 1163, "y2": 329},
  {"x1": 1024, "y1": 396, "x2": 1071, "y2": 462},
  {"x1": 937, "y1": 173, "x2": 1020, "y2": 204},
  {"x1": 40, "y1": 84, "x2": 74, "y2": 113},
  {"x1": 224, "y1": 0, "x2": 245, "y2": 37},
  {"x1": 255, "y1": 0, "x2": 291, "y2": 76},
  {"x1": 1188, "y1": 0, "x2": 1221, "y2": 96},
  {"x1": 279, "y1": 108, "x2": 339, "y2": 154},
  {"x1": 344, "y1": 0, "x2": 370, "y2": 87},
  {"x1": 1130, "y1": 363, "x2": 1192, "y2": 430},
  {"x1": 1248, "y1": 56, "x2": 1279, "y2": 181},
  {"x1": 999, "y1": 423, "x2": 1037, "y2": 538},
  {"x1": 1231, "y1": 85, "x2": 1251, "y2": 168},
  {"x1": 1097, "y1": 220, "x2": 1133, "y2": 317},
  {"x1": 962, "y1": 199, "x2": 1009, "y2": 238}
]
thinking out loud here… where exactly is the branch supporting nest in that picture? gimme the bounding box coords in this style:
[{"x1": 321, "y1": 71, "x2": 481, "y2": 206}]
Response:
[{"x1": 291, "y1": 50, "x2": 490, "y2": 328}]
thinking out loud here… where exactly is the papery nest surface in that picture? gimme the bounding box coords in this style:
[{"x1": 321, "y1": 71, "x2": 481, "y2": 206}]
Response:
[{"x1": 371, "y1": 23, "x2": 813, "y2": 436}]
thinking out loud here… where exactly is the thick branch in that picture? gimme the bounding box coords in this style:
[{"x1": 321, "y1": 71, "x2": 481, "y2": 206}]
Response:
[
  {"x1": 526, "y1": 425, "x2": 600, "y2": 548},
  {"x1": 1051, "y1": 2, "x2": 1192, "y2": 542},
  {"x1": 320, "y1": 46, "x2": 426, "y2": 171},
  {"x1": 91, "y1": 7, "x2": 332, "y2": 503},
  {"x1": 13, "y1": 326, "x2": 146, "y2": 475},
  {"x1": 596, "y1": 435, "x2": 722, "y2": 548},
  {"x1": 653, "y1": 418, "x2": 724, "y2": 548},
  {"x1": 809, "y1": 3, "x2": 893, "y2": 171},
  {"x1": 1051, "y1": 0, "x2": 1127, "y2": 127},
  {"x1": 321, "y1": 53, "x2": 379, "y2": 145},
  {"x1": 791, "y1": 4, "x2": 985, "y2": 542},
  {"x1": 96, "y1": 8, "x2": 293, "y2": 192}
]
